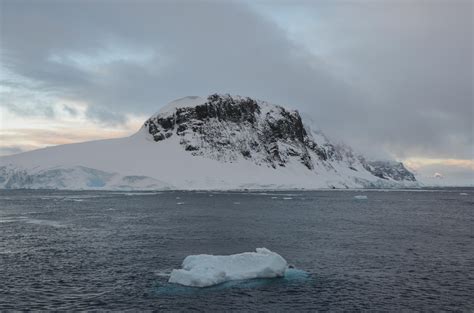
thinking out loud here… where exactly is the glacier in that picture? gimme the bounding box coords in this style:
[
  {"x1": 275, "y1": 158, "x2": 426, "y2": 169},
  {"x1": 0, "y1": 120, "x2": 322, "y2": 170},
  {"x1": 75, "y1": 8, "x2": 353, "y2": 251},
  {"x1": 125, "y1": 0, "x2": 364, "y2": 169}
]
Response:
[
  {"x1": 168, "y1": 248, "x2": 288, "y2": 287},
  {"x1": 0, "y1": 165, "x2": 172, "y2": 190},
  {"x1": 0, "y1": 94, "x2": 418, "y2": 190}
]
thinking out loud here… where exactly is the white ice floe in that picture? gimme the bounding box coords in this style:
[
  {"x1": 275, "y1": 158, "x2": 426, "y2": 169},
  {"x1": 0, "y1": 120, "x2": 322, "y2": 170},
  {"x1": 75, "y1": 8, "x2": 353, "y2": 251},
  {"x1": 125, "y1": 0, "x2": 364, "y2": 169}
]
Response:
[
  {"x1": 121, "y1": 192, "x2": 162, "y2": 196},
  {"x1": 283, "y1": 197, "x2": 293, "y2": 200},
  {"x1": 168, "y1": 248, "x2": 287, "y2": 287},
  {"x1": 25, "y1": 219, "x2": 65, "y2": 228},
  {"x1": 354, "y1": 195, "x2": 368, "y2": 200},
  {"x1": 459, "y1": 193, "x2": 468, "y2": 196}
]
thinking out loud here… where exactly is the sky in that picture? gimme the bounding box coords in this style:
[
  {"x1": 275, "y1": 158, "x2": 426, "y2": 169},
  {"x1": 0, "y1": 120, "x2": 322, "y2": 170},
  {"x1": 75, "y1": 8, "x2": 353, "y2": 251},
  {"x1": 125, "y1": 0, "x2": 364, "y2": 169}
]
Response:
[{"x1": 0, "y1": 0, "x2": 472, "y2": 185}]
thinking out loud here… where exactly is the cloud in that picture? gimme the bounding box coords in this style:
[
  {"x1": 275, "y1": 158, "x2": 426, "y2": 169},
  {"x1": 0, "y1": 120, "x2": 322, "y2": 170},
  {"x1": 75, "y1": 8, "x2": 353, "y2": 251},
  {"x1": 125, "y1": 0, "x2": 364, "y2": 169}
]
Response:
[
  {"x1": 258, "y1": 0, "x2": 473, "y2": 159},
  {"x1": 0, "y1": 0, "x2": 360, "y2": 122},
  {"x1": 417, "y1": 164, "x2": 474, "y2": 186},
  {"x1": 0, "y1": 0, "x2": 472, "y2": 162},
  {"x1": 404, "y1": 157, "x2": 474, "y2": 186},
  {"x1": 62, "y1": 104, "x2": 78, "y2": 117},
  {"x1": 2, "y1": 101, "x2": 55, "y2": 118},
  {"x1": 0, "y1": 124, "x2": 143, "y2": 155},
  {"x1": 0, "y1": 145, "x2": 26, "y2": 156},
  {"x1": 85, "y1": 106, "x2": 127, "y2": 126}
]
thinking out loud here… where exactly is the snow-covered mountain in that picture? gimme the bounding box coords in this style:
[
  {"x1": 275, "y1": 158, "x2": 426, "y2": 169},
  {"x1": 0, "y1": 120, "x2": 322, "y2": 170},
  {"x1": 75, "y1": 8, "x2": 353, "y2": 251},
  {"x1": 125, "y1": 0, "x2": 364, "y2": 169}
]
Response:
[{"x1": 0, "y1": 94, "x2": 417, "y2": 190}]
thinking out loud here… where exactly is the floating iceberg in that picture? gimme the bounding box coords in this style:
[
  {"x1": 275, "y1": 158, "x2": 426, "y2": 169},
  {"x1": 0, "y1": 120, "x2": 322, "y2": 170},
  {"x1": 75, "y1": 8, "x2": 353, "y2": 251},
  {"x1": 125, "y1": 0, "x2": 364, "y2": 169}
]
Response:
[
  {"x1": 168, "y1": 248, "x2": 288, "y2": 287},
  {"x1": 459, "y1": 193, "x2": 468, "y2": 196},
  {"x1": 354, "y1": 195, "x2": 368, "y2": 200}
]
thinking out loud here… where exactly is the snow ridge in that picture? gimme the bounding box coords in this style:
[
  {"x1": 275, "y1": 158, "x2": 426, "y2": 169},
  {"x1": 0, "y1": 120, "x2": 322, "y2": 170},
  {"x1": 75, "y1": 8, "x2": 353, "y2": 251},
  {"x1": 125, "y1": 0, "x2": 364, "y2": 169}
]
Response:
[{"x1": 143, "y1": 94, "x2": 416, "y2": 184}]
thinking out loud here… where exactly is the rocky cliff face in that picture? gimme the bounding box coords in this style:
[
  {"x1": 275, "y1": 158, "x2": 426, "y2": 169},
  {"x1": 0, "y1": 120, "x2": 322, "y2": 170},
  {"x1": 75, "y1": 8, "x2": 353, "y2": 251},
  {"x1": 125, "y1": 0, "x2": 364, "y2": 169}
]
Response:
[
  {"x1": 363, "y1": 161, "x2": 416, "y2": 182},
  {"x1": 144, "y1": 94, "x2": 315, "y2": 169},
  {"x1": 143, "y1": 94, "x2": 416, "y2": 184}
]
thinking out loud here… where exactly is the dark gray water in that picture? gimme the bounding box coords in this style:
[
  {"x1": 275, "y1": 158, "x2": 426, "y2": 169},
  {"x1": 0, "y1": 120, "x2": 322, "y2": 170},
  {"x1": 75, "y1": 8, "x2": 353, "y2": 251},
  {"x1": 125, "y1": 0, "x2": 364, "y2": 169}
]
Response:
[{"x1": 1, "y1": 189, "x2": 473, "y2": 311}]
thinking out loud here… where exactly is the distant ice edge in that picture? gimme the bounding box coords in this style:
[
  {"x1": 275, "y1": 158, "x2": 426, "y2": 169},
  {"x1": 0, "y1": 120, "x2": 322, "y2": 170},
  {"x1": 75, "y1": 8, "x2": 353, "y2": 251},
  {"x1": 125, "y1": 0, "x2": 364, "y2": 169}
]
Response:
[
  {"x1": 168, "y1": 248, "x2": 288, "y2": 287},
  {"x1": 0, "y1": 164, "x2": 419, "y2": 191}
]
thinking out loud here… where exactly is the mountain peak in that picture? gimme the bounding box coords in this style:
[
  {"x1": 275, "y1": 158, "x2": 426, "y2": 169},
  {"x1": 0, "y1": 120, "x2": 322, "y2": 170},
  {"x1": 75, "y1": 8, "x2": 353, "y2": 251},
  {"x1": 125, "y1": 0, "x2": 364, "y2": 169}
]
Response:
[
  {"x1": 139, "y1": 94, "x2": 416, "y2": 186},
  {"x1": 153, "y1": 94, "x2": 291, "y2": 119},
  {"x1": 0, "y1": 94, "x2": 418, "y2": 190},
  {"x1": 157, "y1": 96, "x2": 206, "y2": 116}
]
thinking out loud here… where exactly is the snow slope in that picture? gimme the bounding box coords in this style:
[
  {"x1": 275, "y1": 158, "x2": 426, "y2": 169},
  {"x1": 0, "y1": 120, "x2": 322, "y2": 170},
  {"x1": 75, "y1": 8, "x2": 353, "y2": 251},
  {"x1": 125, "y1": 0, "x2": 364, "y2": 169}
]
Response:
[{"x1": 0, "y1": 94, "x2": 418, "y2": 190}]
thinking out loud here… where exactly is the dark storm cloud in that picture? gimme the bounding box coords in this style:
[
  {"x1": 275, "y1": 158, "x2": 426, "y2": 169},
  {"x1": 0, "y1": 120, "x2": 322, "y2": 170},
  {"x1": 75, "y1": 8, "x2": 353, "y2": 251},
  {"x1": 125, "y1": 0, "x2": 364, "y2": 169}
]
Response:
[
  {"x1": 0, "y1": 0, "x2": 472, "y2": 159},
  {"x1": 0, "y1": 1, "x2": 362, "y2": 120},
  {"x1": 295, "y1": 0, "x2": 473, "y2": 160}
]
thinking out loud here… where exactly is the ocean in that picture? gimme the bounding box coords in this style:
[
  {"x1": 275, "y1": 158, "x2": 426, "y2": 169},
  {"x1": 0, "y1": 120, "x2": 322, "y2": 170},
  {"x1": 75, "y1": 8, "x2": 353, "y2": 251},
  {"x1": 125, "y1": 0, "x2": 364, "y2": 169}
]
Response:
[{"x1": 1, "y1": 189, "x2": 473, "y2": 311}]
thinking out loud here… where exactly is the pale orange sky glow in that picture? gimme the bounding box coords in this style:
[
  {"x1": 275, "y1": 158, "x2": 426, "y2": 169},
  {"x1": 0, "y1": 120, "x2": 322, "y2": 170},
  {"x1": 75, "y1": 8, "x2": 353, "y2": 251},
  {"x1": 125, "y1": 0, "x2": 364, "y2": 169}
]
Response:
[
  {"x1": 0, "y1": 103, "x2": 146, "y2": 155},
  {"x1": 404, "y1": 158, "x2": 474, "y2": 172}
]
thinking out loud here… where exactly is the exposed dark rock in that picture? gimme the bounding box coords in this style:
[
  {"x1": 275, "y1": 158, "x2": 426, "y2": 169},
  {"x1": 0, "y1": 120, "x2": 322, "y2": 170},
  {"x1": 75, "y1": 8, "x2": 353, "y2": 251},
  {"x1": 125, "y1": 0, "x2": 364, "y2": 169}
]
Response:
[
  {"x1": 154, "y1": 133, "x2": 165, "y2": 141},
  {"x1": 185, "y1": 145, "x2": 199, "y2": 151},
  {"x1": 364, "y1": 161, "x2": 416, "y2": 182},
  {"x1": 142, "y1": 94, "x2": 416, "y2": 182},
  {"x1": 241, "y1": 150, "x2": 251, "y2": 158}
]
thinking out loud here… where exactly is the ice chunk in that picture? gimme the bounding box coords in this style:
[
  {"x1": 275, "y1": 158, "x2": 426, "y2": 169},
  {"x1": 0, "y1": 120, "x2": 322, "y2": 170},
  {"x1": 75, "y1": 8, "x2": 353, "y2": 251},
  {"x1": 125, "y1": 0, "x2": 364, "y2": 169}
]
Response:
[
  {"x1": 25, "y1": 219, "x2": 65, "y2": 228},
  {"x1": 168, "y1": 248, "x2": 287, "y2": 287},
  {"x1": 459, "y1": 192, "x2": 468, "y2": 196},
  {"x1": 354, "y1": 195, "x2": 368, "y2": 200}
]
